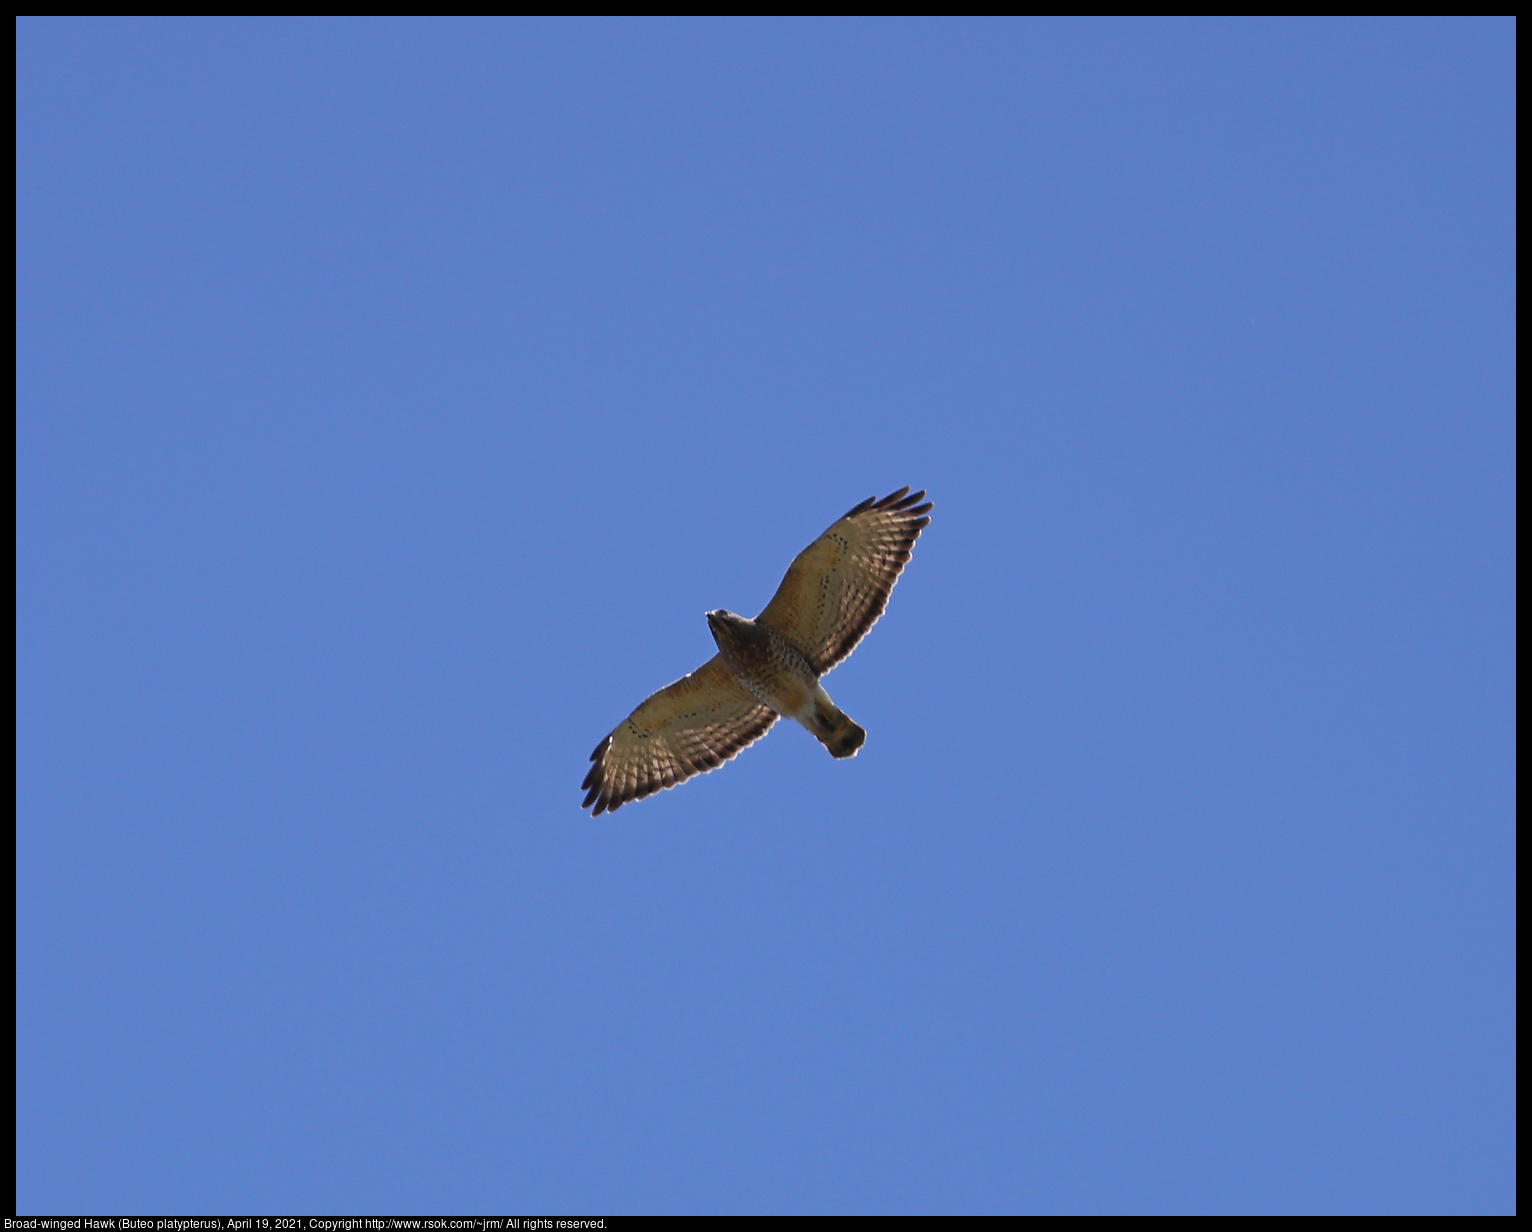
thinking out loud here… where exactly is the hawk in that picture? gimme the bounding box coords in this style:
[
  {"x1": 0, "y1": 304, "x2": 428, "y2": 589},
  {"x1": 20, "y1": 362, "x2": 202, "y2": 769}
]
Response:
[{"x1": 581, "y1": 486, "x2": 933, "y2": 815}]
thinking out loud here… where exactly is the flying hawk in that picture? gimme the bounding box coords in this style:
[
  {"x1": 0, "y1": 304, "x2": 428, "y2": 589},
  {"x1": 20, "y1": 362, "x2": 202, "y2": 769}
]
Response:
[{"x1": 581, "y1": 487, "x2": 933, "y2": 815}]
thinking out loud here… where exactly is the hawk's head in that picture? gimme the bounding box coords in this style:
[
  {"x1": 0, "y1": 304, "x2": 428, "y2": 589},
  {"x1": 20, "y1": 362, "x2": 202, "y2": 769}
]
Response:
[
  {"x1": 706, "y1": 609, "x2": 760, "y2": 659},
  {"x1": 706, "y1": 609, "x2": 746, "y2": 635}
]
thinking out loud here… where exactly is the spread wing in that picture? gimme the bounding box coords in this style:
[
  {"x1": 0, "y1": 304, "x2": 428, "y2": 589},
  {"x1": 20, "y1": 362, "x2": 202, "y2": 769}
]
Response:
[
  {"x1": 581, "y1": 655, "x2": 777, "y2": 816},
  {"x1": 756, "y1": 486, "x2": 933, "y2": 674}
]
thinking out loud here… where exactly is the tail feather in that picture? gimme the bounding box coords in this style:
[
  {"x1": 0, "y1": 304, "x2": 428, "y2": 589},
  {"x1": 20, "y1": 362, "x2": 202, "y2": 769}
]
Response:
[{"x1": 813, "y1": 698, "x2": 866, "y2": 759}]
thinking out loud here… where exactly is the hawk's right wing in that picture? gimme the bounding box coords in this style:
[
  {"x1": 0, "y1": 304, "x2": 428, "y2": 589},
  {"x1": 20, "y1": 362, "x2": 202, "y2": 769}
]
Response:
[{"x1": 581, "y1": 655, "x2": 777, "y2": 816}]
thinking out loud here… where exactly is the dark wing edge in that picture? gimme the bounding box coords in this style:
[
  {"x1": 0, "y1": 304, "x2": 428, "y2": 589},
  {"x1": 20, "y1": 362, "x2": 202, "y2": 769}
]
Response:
[{"x1": 815, "y1": 486, "x2": 933, "y2": 674}]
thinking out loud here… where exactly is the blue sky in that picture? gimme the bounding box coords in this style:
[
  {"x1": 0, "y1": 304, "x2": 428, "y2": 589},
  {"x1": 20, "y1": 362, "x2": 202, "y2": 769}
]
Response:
[{"x1": 16, "y1": 18, "x2": 1514, "y2": 1215}]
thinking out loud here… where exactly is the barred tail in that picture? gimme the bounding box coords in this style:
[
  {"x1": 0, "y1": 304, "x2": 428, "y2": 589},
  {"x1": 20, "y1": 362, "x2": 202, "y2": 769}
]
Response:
[{"x1": 812, "y1": 696, "x2": 866, "y2": 759}]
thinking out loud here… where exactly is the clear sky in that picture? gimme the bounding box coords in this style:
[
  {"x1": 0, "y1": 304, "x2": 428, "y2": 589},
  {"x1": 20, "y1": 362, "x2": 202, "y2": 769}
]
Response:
[{"x1": 16, "y1": 17, "x2": 1515, "y2": 1216}]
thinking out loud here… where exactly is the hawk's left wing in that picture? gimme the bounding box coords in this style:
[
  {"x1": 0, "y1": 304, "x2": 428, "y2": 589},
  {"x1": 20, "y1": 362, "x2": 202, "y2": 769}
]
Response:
[
  {"x1": 757, "y1": 487, "x2": 932, "y2": 674},
  {"x1": 582, "y1": 655, "x2": 777, "y2": 816}
]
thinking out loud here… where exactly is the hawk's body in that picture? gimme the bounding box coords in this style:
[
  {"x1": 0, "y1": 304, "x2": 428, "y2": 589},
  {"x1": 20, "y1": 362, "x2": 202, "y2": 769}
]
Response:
[
  {"x1": 581, "y1": 487, "x2": 932, "y2": 815},
  {"x1": 707, "y1": 610, "x2": 864, "y2": 758}
]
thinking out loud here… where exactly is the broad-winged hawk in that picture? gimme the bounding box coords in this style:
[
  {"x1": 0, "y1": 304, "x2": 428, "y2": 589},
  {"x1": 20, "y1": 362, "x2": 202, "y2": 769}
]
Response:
[{"x1": 581, "y1": 487, "x2": 933, "y2": 815}]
